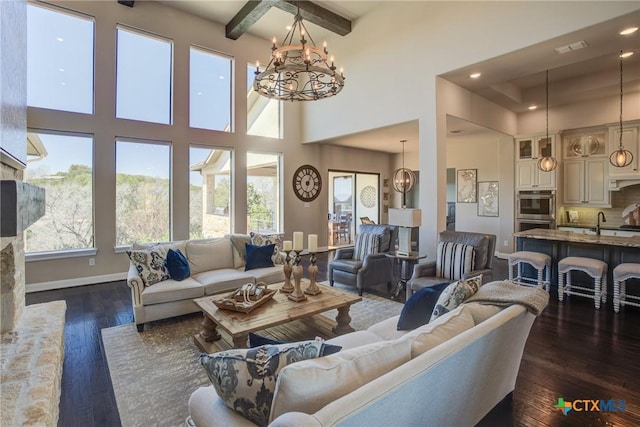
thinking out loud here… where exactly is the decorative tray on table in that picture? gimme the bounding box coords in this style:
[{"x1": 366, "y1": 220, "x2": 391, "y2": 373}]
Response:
[{"x1": 213, "y1": 282, "x2": 276, "y2": 313}]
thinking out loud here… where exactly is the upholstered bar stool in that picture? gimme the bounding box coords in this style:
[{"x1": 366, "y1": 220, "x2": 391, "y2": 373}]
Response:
[
  {"x1": 613, "y1": 263, "x2": 640, "y2": 313},
  {"x1": 507, "y1": 251, "x2": 551, "y2": 291},
  {"x1": 558, "y1": 256, "x2": 607, "y2": 309}
]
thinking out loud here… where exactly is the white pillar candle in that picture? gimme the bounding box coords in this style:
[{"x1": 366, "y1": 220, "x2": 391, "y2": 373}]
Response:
[
  {"x1": 308, "y1": 234, "x2": 318, "y2": 253},
  {"x1": 293, "y1": 232, "x2": 303, "y2": 251},
  {"x1": 283, "y1": 240, "x2": 292, "y2": 251}
]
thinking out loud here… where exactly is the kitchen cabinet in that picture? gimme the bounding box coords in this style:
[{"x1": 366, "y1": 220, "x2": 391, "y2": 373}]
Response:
[
  {"x1": 562, "y1": 158, "x2": 611, "y2": 207},
  {"x1": 608, "y1": 121, "x2": 640, "y2": 185},
  {"x1": 515, "y1": 135, "x2": 556, "y2": 189},
  {"x1": 562, "y1": 128, "x2": 607, "y2": 159}
]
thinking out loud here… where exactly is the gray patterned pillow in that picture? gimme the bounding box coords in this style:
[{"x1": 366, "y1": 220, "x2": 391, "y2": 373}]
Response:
[
  {"x1": 250, "y1": 232, "x2": 286, "y2": 265},
  {"x1": 199, "y1": 339, "x2": 323, "y2": 425},
  {"x1": 430, "y1": 274, "x2": 483, "y2": 322},
  {"x1": 126, "y1": 246, "x2": 170, "y2": 286}
]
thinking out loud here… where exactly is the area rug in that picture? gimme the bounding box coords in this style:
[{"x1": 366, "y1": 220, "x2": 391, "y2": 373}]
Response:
[{"x1": 102, "y1": 289, "x2": 402, "y2": 427}]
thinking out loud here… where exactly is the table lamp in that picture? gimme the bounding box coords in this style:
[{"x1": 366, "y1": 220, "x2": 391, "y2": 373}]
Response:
[{"x1": 388, "y1": 208, "x2": 422, "y2": 256}]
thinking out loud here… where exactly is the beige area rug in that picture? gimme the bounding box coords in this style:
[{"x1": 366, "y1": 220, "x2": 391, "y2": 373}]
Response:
[{"x1": 102, "y1": 288, "x2": 403, "y2": 427}]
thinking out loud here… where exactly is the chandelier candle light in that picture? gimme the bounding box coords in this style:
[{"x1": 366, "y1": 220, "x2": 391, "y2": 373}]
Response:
[
  {"x1": 253, "y1": 13, "x2": 345, "y2": 101},
  {"x1": 609, "y1": 51, "x2": 633, "y2": 168}
]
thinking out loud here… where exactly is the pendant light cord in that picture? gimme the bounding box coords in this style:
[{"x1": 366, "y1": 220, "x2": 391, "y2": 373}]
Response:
[
  {"x1": 619, "y1": 52, "x2": 623, "y2": 148},
  {"x1": 545, "y1": 70, "x2": 549, "y2": 142}
]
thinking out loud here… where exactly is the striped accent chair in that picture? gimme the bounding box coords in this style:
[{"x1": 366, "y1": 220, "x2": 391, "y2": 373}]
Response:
[
  {"x1": 329, "y1": 225, "x2": 398, "y2": 296},
  {"x1": 406, "y1": 231, "x2": 496, "y2": 301}
]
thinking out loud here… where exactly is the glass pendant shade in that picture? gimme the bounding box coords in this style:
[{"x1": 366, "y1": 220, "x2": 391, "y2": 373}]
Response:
[{"x1": 538, "y1": 156, "x2": 558, "y2": 172}]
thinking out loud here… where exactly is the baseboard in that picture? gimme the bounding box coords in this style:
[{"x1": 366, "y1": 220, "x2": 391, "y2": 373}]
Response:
[{"x1": 26, "y1": 272, "x2": 127, "y2": 293}]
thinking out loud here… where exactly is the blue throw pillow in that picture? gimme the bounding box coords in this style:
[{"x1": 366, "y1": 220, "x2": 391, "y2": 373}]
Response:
[
  {"x1": 397, "y1": 282, "x2": 449, "y2": 330},
  {"x1": 166, "y1": 248, "x2": 190, "y2": 281},
  {"x1": 248, "y1": 332, "x2": 342, "y2": 356},
  {"x1": 245, "y1": 243, "x2": 276, "y2": 271}
]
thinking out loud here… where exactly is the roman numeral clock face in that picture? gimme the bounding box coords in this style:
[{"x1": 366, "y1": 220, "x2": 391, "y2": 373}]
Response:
[{"x1": 293, "y1": 165, "x2": 322, "y2": 202}]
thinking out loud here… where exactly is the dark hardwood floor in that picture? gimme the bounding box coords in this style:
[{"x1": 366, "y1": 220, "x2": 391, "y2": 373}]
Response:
[{"x1": 26, "y1": 253, "x2": 640, "y2": 427}]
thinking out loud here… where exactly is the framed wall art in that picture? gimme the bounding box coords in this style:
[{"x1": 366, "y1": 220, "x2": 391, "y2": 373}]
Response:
[
  {"x1": 477, "y1": 181, "x2": 499, "y2": 217},
  {"x1": 456, "y1": 169, "x2": 477, "y2": 203}
]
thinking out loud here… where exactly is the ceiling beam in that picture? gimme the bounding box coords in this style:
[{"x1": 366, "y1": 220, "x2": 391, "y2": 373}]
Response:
[
  {"x1": 226, "y1": 0, "x2": 280, "y2": 40},
  {"x1": 275, "y1": 1, "x2": 351, "y2": 36}
]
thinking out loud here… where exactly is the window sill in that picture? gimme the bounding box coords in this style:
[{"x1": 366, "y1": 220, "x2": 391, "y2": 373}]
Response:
[{"x1": 26, "y1": 248, "x2": 98, "y2": 262}]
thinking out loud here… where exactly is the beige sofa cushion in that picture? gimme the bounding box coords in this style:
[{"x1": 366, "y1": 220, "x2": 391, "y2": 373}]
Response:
[
  {"x1": 186, "y1": 239, "x2": 234, "y2": 274},
  {"x1": 192, "y1": 269, "x2": 255, "y2": 295},
  {"x1": 270, "y1": 338, "x2": 412, "y2": 423},
  {"x1": 141, "y1": 277, "x2": 204, "y2": 305},
  {"x1": 247, "y1": 266, "x2": 285, "y2": 284},
  {"x1": 325, "y1": 330, "x2": 381, "y2": 350},
  {"x1": 401, "y1": 305, "x2": 475, "y2": 358}
]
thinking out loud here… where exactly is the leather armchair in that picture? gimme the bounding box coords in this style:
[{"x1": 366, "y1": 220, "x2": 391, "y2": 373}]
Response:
[
  {"x1": 329, "y1": 224, "x2": 398, "y2": 296},
  {"x1": 406, "y1": 231, "x2": 496, "y2": 300}
]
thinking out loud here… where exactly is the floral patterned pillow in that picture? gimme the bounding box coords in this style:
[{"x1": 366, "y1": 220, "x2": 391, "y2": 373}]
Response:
[
  {"x1": 250, "y1": 232, "x2": 286, "y2": 265},
  {"x1": 126, "y1": 246, "x2": 170, "y2": 286},
  {"x1": 430, "y1": 274, "x2": 483, "y2": 322},
  {"x1": 199, "y1": 339, "x2": 323, "y2": 425}
]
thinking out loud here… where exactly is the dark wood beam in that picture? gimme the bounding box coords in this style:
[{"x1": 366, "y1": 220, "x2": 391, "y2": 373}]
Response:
[
  {"x1": 117, "y1": 0, "x2": 135, "y2": 7},
  {"x1": 275, "y1": 1, "x2": 351, "y2": 36},
  {"x1": 226, "y1": 0, "x2": 280, "y2": 40}
]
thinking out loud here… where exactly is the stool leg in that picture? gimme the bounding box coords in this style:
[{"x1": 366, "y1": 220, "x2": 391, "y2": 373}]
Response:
[
  {"x1": 614, "y1": 279, "x2": 620, "y2": 313},
  {"x1": 537, "y1": 267, "x2": 543, "y2": 289},
  {"x1": 508, "y1": 262, "x2": 514, "y2": 281},
  {"x1": 558, "y1": 271, "x2": 564, "y2": 301},
  {"x1": 545, "y1": 264, "x2": 550, "y2": 292},
  {"x1": 594, "y1": 276, "x2": 601, "y2": 309},
  {"x1": 517, "y1": 262, "x2": 522, "y2": 283},
  {"x1": 621, "y1": 280, "x2": 627, "y2": 307},
  {"x1": 601, "y1": 275, "x2": 607, "y2": 304}
]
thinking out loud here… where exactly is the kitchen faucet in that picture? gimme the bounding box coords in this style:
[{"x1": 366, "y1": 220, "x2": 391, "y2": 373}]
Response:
[{"x1": 596, "y1": 211, "x2": 607, "y2": 235}]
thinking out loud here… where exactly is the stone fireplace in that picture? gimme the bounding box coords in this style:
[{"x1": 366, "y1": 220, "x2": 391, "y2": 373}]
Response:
[{"x1": 1, "y1": 1, "x2": 67, "y2": 425}]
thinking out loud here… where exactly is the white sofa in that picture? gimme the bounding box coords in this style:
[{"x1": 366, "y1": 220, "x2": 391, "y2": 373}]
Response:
[
  {"x1": 126, "y1": 234, "x2": 284, "y2": 332},
  {"x1": 188, "y1": 290, "x2": 547, "y2": 427}
]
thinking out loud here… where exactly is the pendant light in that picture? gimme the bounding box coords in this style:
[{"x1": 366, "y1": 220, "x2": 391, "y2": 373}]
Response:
[
  {"x1": 609, "y1": 51, "x2": 633, "y2": 167},
  {"x1": 537, "y1": 70, "x2": 558, "y2": 172}
]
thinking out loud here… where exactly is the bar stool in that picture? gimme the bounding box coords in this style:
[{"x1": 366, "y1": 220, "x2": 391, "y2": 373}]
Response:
[
  {"x1": 558, "y1": 256, "x2": 607, "y2": 309},
  {"x1": 613, "y1": 263, "x2": 640, "y2": 313},
  {"x1": 507, "y1": 251, "x2": 551, "y2": 291}
]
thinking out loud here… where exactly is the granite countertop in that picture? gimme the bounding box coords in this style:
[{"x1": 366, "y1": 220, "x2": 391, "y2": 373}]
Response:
[{"x1": 514, "y1": 228, "x2": 640, "y2": 248}]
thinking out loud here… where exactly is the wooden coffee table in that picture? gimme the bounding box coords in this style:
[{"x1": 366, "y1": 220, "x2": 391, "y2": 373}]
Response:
[{"x1": 193, "y1": 282, "x2": 362, "y2": 352}]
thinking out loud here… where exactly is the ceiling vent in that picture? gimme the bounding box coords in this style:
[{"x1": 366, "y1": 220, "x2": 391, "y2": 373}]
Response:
[{"x1": 554, "y1": 40, "x2": 588, "y2": 54}]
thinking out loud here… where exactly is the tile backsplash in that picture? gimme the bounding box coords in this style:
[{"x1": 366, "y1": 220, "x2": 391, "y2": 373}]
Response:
[{"x1": 558, "y1": 184, "x2": 640, "y2": 227}]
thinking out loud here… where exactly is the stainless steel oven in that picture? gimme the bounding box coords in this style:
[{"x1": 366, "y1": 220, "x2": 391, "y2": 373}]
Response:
[
  {"x1": 516, "y1": 218, "x2": 557, "y2": 232},
  {"x1": 516, "y1": 190, "x2": 556, "y2": 221}
]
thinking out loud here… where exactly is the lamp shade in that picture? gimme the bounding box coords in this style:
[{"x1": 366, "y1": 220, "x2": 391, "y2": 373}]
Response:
[{"x1": 388, "y1": 208, "x2": 422, "y2": 227}]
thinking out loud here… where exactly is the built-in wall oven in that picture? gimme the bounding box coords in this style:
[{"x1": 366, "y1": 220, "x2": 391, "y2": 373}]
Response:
[{"x1": 516, "y1": 190, "x2": 556, "y2": 231}]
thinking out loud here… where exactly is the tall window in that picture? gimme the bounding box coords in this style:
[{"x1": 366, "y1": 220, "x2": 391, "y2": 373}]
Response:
[
  {"x1": 247, "y1": 152, "x2": 281, "y2": 233},
  {"x1": 115, "y1": 139, "x2": 171, "y2": 246},
  {"x1": 116, "y1": 27, "x2": 172, "y2": 124},
  {"x1": 24, "y1": 131, "x2": 94, "y2": 253},
  {"x1": 27, "y1": 3, "x2": 94, "y2": 114},
  {"x1": 189, "y1": 146, "x2": 232, "y2": 239},
  {"x1": 190, "y1": 47, "x2": 233, "y2": 131},
  {"x1": 247, "y1": 63, "x2": 282, "y2": 138}
]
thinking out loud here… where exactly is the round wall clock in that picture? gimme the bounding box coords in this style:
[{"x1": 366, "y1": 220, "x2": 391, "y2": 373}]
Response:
[{"x1": 293, "y1": 165, "x2": 322, "y2": 202}]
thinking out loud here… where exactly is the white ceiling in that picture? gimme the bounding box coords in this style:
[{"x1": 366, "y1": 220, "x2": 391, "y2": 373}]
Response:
[{"x1": 158, "y1": 1, "x2": 640, "y2": 153}]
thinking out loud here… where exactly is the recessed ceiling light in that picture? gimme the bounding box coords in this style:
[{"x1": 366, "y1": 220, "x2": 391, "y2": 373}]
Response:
[
  {"x1": 619, "y1": 26, "x2": 639, "y2": 36},
  {"x1": 449, "y1": 129, "x2": 463, "y2": 134},
  {"x1": 620, "y1": 51, "x2": 634, "y2": 58},
  {"x1": 56, "y1": 37, "x2": 64, "y2": 42},
  {"x1": 528, "y1": 105, "x2": 538, "y2": 110},
  {"x1": 469, "y1": 72, "x2": 481, "y2": 79}
]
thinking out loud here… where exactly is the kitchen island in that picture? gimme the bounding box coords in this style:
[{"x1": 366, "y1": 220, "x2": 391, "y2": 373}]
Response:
[{"x1": 514, "y1": 228, "x2": 640, "y2": 300}]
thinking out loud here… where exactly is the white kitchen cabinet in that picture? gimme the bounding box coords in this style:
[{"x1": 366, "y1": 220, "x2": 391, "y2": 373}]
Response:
[
  {"x1": 562, "y1": 158, "x2": 611, "y2": 207},
  {"x1": 608, "y1": 121, "x2": 640, "y2": 179},
  {"x1": 562, "y1": 128, "x2": 607, "y2": 159},
  {"x1": 515, "y1": 134, "x2": 556, "y2": 189}
]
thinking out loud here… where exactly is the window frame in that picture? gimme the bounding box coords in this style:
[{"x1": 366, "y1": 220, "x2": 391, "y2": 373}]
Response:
[{"x1": 246, "y1": 61, "x2": 283, "y2": 139}]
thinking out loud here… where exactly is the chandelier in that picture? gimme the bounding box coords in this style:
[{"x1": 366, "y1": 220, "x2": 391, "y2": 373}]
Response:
[
  {"x1": 609, "y1": 52, "x2": 633, "y2": 167},
  {"x1": 392, "y1": 140, "x2": 416, "y2": 208},
  {"x1": 253, "y1": 14, "x2": 345, "y2": 101},
  {"x1": 537, "y1": 70, "x2": 558, "y2": 172}
]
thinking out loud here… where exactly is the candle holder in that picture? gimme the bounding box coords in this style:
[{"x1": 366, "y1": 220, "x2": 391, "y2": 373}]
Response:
[
  {"x1": 288, "y1": 251, "x2": 307, "y2": 302},
  {"x1": 280, "y1": 250, "x2": 294, "y2": 293},
  {"x1": 305, "y1": 252, "x2": 322, "y2": 295}
]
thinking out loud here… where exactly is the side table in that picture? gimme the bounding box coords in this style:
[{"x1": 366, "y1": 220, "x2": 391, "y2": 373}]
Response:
[{"x1": 386, "y1": 251, "x2": 427, "y2": 300}]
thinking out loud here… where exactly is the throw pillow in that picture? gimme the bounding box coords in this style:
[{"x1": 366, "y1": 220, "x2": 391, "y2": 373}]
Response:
[
  {"x1": 248, "y1": 332, "x2": 342, "y2": 356},
  {"x1": 245, "y1": 243, "x2": 276, "y2": 271},
  {"x1": 396, "y1": 282, "x2": 449, "y2": 330},
  {"x1": 250, "y1": 232, "x2": 286, "y2": 265},
  {"x1": 126, "y1": 246, "x2": 170, "y2": 286},
  {"x1": 165, "y1": 248, "x2": 190, "y2": 281},
  {"x1": 353, "y1": 232, "x2": 379, "y2": 261},
  {"x1": 435, "y1": 241, "x2": 476, "y2": 280},
  {"x1": 199, "y1": 339, "x2": 324, "y2": 426},
  {"x1": 430, "y1": 274, "x2": 483, "y2": 322}
]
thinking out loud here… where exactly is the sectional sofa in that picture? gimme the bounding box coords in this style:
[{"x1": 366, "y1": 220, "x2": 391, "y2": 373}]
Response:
[
  {"x1": 187, "y1": 283, "x2": 548, "y2": 426},
  {"x1": 126, "y1": 234, "x2": 284, "y2": 331}
]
